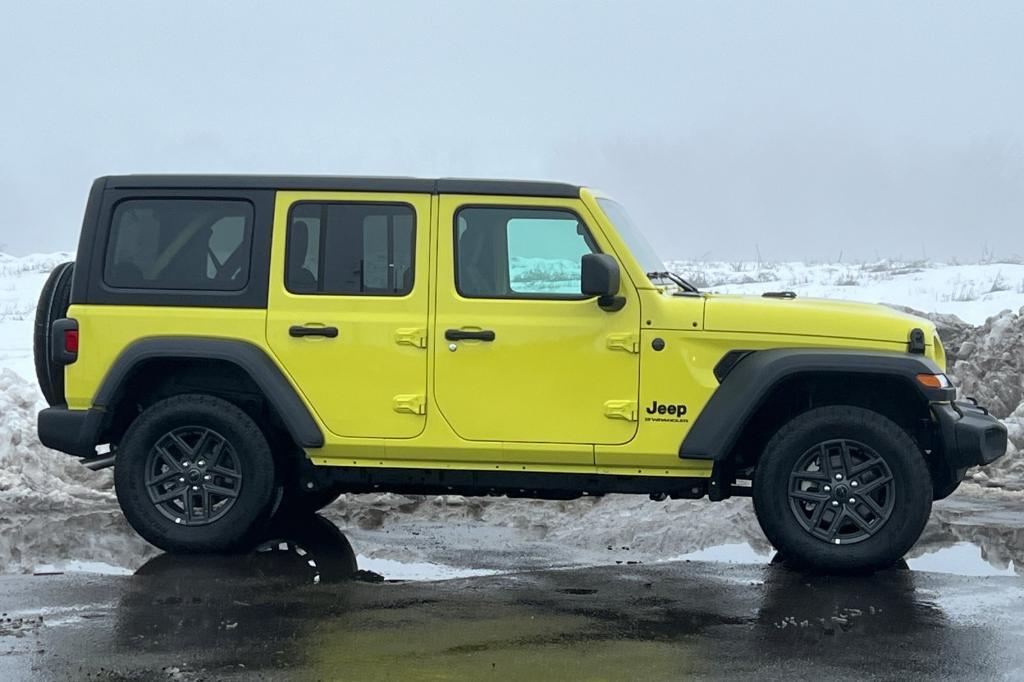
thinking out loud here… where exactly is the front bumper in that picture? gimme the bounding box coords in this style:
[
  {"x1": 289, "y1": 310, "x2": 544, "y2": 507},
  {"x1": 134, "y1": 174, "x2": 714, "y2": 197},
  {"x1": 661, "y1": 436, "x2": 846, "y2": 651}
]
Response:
[
  {"x1": 933, "y1": 400, "x2": 1007, "y2": 469},
  {"x1": 37, "y1": 406, "x2": 104, "y2": 458}
]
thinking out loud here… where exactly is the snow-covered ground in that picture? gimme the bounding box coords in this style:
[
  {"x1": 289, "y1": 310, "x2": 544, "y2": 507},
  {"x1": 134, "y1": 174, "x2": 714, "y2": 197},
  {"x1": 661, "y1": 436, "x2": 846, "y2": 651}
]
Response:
[
  {"x1": 0, "y1": 252, "x2": 74, "y2": 382},
  {"x1": 669, "y1": 259, "x2": 1024, "y2": 325}
]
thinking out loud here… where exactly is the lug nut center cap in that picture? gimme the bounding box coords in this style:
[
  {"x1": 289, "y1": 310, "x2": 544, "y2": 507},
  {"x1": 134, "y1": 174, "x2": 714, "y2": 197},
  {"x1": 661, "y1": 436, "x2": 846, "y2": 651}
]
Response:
[{"x1": 187, "y1": 469, "x2": 203, "y2": 483}]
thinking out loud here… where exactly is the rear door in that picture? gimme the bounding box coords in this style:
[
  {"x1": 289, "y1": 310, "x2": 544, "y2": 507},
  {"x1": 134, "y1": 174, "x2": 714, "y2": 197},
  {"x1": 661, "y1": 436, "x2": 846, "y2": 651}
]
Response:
[
  {"x1": 433, "y1": 195, "x2": 642, "y2": 449},
  {"x1": 267, "y1": 191, "x2": 430, "y2": 439}
]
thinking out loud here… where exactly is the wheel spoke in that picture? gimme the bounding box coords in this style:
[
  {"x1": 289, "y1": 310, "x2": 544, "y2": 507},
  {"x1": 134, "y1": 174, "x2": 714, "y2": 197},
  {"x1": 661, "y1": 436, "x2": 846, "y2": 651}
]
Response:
[
  {"x1": 207, "y1": 439, "x2": 227, "y2": 469},
  {"x1": 210, "y1": 464, "x2": 238, "y2": 480},
  {"x1": 838, "y1": 441, "x2": 855, "y2": 478},
  {"x1": 856, "y1": 473, "x2": 892, "y2": 496},
  {"x1": 791, "y1": 469, "x2": 828, "y2": 482},
  {"x1": 154, "y1": 445, "x2": 184, "y2": 472},
  {"x1": 192, "y1": 429, "x2": 211, "y2": 460},
  {"x1": 201, "y1": 489, "x2": 212, "y2": 519},
  {"x1": 168, "y1": 432, "x2": 193, "y2": 458},
  {"x1": 824, "y1": 508, "x2": 846, "y2": 540},
  {"x1": 807, "y1": 499, "x2": 828, "y2": 530},
  {"x1": 146, "y1": 468, "x2": 181, "y2": 486},
  {"x1": 845, "y1": 505, "x2": 876, "y2": 533},
  {"x1": 152, "y1": 483, "x2": 186, "y2": 504},
  {"x1": 790, "y1": 489, "x2": 829, "y2": 503},
  {"x1": 818, "y1": 443, "x2": 833, "y2": 478},
  {"x1": 205, "y1": 483, "x2": 239, "y2": 499},
  {"x1": 857, "y1": 491, "x2": 887, "y2": 518}
]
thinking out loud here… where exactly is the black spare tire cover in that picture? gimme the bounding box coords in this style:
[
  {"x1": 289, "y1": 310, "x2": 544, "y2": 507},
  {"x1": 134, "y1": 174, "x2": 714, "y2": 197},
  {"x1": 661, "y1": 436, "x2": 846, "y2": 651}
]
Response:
[{"x1": 34, "y1": 261, "x2": 74, "y2": 406}]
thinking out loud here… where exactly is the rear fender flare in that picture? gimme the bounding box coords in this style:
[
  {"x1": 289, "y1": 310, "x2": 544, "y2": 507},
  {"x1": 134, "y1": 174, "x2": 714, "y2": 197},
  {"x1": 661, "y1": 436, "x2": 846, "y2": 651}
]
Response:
[{"x1": 95, "y1": 337, "x2": 324, "y2": 448}]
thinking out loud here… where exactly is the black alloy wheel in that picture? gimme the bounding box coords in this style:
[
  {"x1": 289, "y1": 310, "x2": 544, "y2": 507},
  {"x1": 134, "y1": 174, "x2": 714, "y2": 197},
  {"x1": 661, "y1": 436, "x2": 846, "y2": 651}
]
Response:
[
  {"x1": 787, "y1": 439, "x2": 895, "y2": 545},
  {"x1": 144, "y1": 426, "x2": 243, "y2": 526}
]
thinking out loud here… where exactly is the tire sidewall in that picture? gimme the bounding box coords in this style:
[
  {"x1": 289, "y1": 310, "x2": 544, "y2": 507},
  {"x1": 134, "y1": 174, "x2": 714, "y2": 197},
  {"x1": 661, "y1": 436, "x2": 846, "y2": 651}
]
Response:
[
  {"x1": 33, "y1": 261, "x2": 74, "y2": 406},
  {"x1": 115, "y1": 395, "x2": 276, "y2": 552},
  {"x1": 753, "y1": 406, "x2": 932, "y2": 572}
]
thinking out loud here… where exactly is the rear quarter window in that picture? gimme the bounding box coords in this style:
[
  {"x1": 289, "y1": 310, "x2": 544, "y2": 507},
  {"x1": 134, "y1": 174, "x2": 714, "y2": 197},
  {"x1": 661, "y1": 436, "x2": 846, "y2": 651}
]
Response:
[{"x1": 104, "y1": 199, "x2": 254, "y2": 291}]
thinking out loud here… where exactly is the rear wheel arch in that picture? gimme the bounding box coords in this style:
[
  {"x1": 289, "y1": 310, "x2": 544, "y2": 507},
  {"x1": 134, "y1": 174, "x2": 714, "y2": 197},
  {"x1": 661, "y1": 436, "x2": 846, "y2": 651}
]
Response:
[{"x1": 96, "y1": 338, "x2": 324, "y2": 454}]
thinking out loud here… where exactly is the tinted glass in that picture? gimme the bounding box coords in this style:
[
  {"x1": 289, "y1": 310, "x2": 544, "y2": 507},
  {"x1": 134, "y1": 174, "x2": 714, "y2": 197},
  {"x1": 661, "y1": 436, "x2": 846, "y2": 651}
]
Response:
[
  {"x1": 104, "y1": 199, "x2": 253, "y2": 290},
  {"x1": 286, "y1": 203, "x2": 415, "y2": 295},
  {"x1": 455, "y1": 207, "x2": 596, "y2": 298}
]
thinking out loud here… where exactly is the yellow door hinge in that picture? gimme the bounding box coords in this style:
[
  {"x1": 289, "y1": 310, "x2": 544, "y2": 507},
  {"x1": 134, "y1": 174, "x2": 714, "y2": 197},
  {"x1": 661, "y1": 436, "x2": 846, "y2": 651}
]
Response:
[
  {"x1": 606, "y1": 333, "x2": 639, "y2": 354},
  {"x1": 393, "y1": 394, "x2": 426, "y2": 415},
  {"x1": 394, "y1": 328, "x2": 427, "y2": 348},
  {"x1": 603, "y1": 400, "x2": 638, "y2": 421}
]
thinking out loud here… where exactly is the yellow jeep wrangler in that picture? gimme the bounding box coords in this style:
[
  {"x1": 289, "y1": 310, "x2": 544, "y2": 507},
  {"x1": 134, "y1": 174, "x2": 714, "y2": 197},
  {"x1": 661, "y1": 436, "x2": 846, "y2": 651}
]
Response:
[{"x1": 35, "y1": 175, "x2": 1007, "y2": 571}]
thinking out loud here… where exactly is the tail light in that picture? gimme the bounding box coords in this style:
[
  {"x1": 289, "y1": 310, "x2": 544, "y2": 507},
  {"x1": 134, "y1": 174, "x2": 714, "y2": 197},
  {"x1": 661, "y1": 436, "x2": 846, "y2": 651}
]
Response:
[{"x1": 51, "y1": 318, "x2": 78, "y2": 365}]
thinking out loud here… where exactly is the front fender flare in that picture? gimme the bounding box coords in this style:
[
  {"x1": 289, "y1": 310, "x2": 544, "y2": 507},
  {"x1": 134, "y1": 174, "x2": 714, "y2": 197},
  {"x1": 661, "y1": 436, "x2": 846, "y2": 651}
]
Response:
[{"x1": 679, "y1": 348, "x2": 951, "y2": 461}]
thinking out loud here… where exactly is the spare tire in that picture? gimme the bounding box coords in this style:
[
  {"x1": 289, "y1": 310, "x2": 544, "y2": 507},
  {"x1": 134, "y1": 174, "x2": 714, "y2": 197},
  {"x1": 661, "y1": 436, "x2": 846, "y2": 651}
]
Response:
[{"x1": 34, "y1": 262, "x2": 74, "y2": 406}]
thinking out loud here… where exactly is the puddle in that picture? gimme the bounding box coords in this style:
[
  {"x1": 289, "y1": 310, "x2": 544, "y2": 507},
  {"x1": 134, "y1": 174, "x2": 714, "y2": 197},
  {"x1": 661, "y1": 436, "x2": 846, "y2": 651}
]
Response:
[
  {"x1": 670, "y1": 542, "x2": 773, "y2": 565},
  {"x1": 356, "y1": 555, "x2": 498, "y2": 582},
  {"x1": 34, "y1": 560, "x2": 135, "y2": 576},
  {"x1": 907, "y1": 542, "x2": 1017, "y2": 577},
  {"x1": 5, "y1": 493, "x2": 1024, "y2": 582},
  {"x1": 662, "y1": 539, "x2": 1021, "y2": 577},
  {"x1": 16, "y1": 514, "x2": 499, "y2": 584}
]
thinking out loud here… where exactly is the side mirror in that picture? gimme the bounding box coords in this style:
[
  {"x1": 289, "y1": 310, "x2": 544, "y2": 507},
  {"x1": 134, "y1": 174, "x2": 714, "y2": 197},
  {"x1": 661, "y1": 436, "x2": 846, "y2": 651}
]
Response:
[{"x1": 581, "y1": 253, "x2": 626, "y2": 312}]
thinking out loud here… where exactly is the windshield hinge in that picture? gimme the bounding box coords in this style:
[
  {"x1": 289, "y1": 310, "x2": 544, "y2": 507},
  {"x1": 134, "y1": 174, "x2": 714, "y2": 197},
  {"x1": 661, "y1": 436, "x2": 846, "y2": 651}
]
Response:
[
  {"x1": 606, "y1": 333, "x2": 640, "y2": 354},
  {"x1": 393, "y1": 394, "x2": 426, "y2": 415},
  {"x1": 604, "y1": 400, "x2": 638, "y2": 421}
]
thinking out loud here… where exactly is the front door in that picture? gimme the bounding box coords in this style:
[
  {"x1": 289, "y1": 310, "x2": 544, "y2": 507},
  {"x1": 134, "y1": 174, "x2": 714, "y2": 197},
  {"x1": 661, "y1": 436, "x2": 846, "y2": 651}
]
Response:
[
  {"x1": 267, "y1": 191, "x2": 430, "y2": 439},
  {"x1": 433, "y1": 195, "x2": 641, "y2": 447}
]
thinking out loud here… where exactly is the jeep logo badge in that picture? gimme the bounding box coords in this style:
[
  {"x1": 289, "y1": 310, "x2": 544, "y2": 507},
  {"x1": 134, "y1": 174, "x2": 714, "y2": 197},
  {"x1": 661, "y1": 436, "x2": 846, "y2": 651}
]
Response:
[{"x1": 644, "y1": 400, "x2": 688, "y2": 423}]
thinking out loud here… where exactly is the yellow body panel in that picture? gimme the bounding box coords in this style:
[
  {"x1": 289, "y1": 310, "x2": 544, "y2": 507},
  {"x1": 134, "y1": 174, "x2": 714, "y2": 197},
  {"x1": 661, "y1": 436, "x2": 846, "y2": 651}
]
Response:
[{"x1": 65, "y1": 186, "x2": 943, "y2": 480}]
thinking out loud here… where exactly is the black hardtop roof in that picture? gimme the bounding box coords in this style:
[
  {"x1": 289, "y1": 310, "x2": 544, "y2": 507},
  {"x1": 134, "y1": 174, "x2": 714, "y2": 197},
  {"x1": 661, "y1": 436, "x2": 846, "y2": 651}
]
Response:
[{"x1": 101, "y1": 175, "x2": 582, "y2": 199}]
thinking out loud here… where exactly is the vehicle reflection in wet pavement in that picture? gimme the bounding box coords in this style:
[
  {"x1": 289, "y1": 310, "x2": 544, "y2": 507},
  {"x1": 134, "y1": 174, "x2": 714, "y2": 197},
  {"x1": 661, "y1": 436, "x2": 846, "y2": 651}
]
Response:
[{"x1": 1, "y1": 505, "x2": 1023, "y2": 679}]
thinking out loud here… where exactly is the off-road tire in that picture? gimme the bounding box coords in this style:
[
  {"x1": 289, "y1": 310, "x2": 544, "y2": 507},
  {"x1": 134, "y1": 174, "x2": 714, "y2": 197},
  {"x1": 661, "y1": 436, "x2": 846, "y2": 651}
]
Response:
[
  {"x1": 753, "y1": 405, "x2": 932, "y2": 573},
  {"x1": 33, "y1": 261, "x2": 74, "y2": 405},
  {"x1": 115, "y1": 394, "x2": 277, "y2": 553}
]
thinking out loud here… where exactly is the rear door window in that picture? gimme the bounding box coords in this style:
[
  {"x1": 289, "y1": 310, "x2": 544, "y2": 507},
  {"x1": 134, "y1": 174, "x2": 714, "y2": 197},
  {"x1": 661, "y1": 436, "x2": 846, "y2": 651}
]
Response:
[
  {"x1": 104, "y1": 199, "x2": 253, "y2": 291},
  {"x1": 286, "y1": 202, "x2": 415, "y2": 296}
]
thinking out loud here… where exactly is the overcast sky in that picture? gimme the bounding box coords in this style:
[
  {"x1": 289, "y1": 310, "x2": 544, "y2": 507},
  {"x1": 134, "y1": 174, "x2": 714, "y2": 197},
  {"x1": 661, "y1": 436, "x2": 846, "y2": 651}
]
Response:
[{"x1": 2, "y1": 1, "x2": 1023, "y2": 261}]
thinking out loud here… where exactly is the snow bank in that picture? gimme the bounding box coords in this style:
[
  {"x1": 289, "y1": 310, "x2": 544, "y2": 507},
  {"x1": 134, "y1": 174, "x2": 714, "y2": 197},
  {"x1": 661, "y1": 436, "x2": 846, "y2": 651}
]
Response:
[
  {"x1": 912, "y1": 306, "x2": 1024, "y2": 491},
  {"x1": 0, "y1": 370, "x2": 114, "y2": 511}
]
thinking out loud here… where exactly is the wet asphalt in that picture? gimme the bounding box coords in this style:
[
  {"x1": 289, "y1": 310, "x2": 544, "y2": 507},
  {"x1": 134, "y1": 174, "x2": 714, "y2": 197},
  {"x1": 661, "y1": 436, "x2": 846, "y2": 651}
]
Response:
[{"x1": 2, "y1": 509, "x2": 1024, "y2": 681}]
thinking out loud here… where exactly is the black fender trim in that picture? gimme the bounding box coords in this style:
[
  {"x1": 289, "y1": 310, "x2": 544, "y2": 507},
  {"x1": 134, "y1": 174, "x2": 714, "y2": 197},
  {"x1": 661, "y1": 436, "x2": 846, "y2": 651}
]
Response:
[
  {"x1": 679, "y1": 348, "x2": 952, "y2": 461},
  {"x1": 95, "y1": 337, "x2": 324, "y2": 448}
]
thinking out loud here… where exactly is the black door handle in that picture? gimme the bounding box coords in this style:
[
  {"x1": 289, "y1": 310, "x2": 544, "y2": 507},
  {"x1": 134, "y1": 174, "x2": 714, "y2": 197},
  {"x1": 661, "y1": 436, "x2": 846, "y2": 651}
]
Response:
[
  {"x1": 445, "y1": 329, "x2": 495, "y2": 342},
  {"x1": 289, "y1": 325, "x2": 339, "y2": 338}
]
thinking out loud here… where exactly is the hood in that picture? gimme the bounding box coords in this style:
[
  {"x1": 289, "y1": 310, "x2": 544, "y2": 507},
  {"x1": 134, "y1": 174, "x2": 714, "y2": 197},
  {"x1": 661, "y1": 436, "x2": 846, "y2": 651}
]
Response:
[{"x1": 703, "y1": 294, "x2": 936, "y2": 347}]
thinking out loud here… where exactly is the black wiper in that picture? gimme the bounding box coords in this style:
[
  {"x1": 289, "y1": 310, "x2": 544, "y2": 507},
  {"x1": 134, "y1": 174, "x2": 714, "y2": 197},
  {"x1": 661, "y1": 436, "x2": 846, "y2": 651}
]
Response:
[{"x1": 646, "y1": 271, "x2": 700, "y2": 294}]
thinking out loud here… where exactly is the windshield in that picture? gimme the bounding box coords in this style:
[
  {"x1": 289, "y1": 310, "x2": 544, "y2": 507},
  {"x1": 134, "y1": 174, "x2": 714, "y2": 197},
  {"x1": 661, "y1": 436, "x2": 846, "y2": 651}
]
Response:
[{"x1": 595, "y1": 198, "x2": 665, "y2": 276}]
